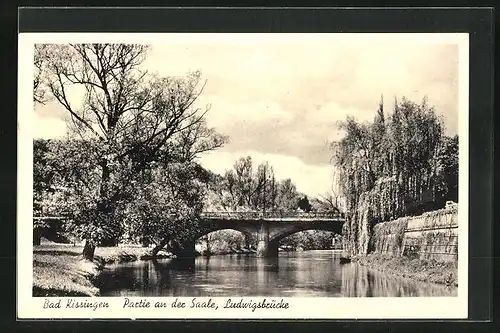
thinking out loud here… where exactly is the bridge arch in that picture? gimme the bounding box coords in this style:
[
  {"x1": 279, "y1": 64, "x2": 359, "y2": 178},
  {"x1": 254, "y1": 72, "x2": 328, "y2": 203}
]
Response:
[
  {"x1": 195, "y1": 225, "x2": 256, "y2": 241},
  {"x1": 195, "y1": 228, "x2": 255, "y2": 255},
  {"x1": 268, "y1": 222, "x2": 344, "y2": 244}
]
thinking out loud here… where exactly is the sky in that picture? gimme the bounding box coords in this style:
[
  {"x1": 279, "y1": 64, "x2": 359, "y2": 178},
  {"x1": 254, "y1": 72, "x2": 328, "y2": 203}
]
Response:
[{"x1": 33, "y1": 35, "x2": 460, "y2": 198}]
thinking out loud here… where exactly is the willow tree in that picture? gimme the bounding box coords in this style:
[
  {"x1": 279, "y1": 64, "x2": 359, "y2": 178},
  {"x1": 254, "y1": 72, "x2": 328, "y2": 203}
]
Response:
[
  {"x1": 36, "y1": 44, "x2": 227, "y2": 260},
  {"x1": 332, "y1": 96, "x2": 454, "y2": 256}
]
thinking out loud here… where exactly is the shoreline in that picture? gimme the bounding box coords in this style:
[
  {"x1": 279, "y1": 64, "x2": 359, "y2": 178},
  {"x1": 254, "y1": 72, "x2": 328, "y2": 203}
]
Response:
[
  {"x1": 351, "y1": 253, "x2": 458, "y2": 287},
  {"x1": 32, "y1": 244, "x2": 338, "y2": 297},
  {"x1": 32, "y1": 244, "x2": 175, "y2": 297},
  {"x1": 33, "y1": 244, "x2": 457, "y2": 297},
  {"x1": 32, "y1": 243, "x2": 260, "y2": 297}
]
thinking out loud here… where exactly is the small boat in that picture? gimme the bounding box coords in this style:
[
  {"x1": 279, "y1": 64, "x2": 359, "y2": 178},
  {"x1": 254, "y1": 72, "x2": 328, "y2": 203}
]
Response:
[{"x1": 339, "y1": 257, "x2": 351, "y2": 264}]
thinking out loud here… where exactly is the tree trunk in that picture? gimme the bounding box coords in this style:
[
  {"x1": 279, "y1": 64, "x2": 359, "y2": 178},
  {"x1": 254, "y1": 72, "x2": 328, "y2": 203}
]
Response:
[
  {"x1": 33, "y1": 229, "x2": 41, "y2": 246},
  {"x1": 82, "y1": 239, "x2": 96, "y2": 261},
  {"x1": 206, "y1": 235, "x2": 211, "y2": 254},
  {"x1": 151, "y1": 238, "x2": 170, "y2": 257},
  {"x1": 244, "y1": 234, "x2": 251, "y2": 249},
  {"x1": 97, "y1": 159, "x2": 119, "y2": 246},
  {"x1": 141, "y1": 237, "x2": 150, "y2": 248}
]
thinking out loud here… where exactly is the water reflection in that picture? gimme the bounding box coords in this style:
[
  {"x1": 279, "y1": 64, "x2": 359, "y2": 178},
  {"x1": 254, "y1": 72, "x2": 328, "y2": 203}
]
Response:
[
  {"x1": 97, "y1": 250, "x2": 457, "y2": 297},
  {"x1": 340, "y1": 264, "x2": 456, "y2": 297}
]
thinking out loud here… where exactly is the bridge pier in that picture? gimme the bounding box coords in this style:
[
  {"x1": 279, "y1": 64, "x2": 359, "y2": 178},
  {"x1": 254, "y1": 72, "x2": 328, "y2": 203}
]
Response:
[
  {"x1": 256, "y1": 221, "x2": 279, "y2": 257},
  {"x1": 256, "y1": 221, "x2": 268, "y2": 257}
]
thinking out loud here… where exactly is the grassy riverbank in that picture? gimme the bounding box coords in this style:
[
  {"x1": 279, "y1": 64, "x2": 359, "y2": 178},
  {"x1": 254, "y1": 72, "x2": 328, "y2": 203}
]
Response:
[
  {"x1": 32, "y1": 242, "x2": 173, "y2": 296},
  {"x1": 33, "y1": 244, "x2": 100, "y2": 296},
  {"x1": 352, "y1": 254, "x2": 458, "y2": 287}
]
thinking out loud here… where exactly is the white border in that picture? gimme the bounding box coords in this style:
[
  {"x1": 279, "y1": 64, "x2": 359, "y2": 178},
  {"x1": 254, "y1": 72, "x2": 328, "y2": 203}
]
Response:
[{"x1": 17, "y1": 33, "x2": 469, "y2": 319}]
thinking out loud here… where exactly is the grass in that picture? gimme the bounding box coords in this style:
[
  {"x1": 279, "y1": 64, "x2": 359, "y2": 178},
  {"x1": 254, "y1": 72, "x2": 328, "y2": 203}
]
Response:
[
  {"x1": 353, "y1": 253, "x2": 458, "y2": 287},
  {"x1": 33, "y1": 245, "x2": 100, "y2": 296},
  {"x1": 32, "y1": 240, "x2": 173, "y2": 297}
]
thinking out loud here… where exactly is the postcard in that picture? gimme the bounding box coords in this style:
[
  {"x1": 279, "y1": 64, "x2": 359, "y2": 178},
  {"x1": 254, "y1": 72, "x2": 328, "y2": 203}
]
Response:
[{"x1": 18, "y1": 32, "x2": 469, "y2": 319}]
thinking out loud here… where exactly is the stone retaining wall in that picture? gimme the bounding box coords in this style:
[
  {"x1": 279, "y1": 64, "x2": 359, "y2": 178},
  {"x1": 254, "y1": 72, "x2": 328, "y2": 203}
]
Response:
[{"x1": 371, "y1": 207, "x2": 458, "y2": 262}]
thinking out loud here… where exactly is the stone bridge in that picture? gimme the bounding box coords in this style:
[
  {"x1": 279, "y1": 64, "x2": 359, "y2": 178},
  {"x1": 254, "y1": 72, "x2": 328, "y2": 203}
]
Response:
[
  {"x1": 33, "y1": 211, "x2": 346, "y2": 257},
  {"x1": 197, "y1": 211, "x2": 345, "y2": 257}
]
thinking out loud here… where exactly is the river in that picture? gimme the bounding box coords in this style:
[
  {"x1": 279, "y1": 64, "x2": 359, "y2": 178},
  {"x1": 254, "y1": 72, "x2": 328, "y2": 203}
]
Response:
[{"x1": 97, "y1": 250, "x2": 457, "y2": 297}]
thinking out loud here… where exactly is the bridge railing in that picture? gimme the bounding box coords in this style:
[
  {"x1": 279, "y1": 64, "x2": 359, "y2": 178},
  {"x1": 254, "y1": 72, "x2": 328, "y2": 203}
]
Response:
[
  {"x1": 200, "y1": 211, "x2": 345, "y2": 220},
  {"x1": 33, "y1": 211, "x2": 345, "y2": 222}
]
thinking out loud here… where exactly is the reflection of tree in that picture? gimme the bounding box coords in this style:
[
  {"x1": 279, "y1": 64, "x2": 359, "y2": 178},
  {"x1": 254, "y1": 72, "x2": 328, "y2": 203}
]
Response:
[
  {"x1": 264, "y1": 257, "x2": 279, "y2": 273},
  {"x1": 170, "y1": 258, "x2": 196, "y2": 272},
  {"x1": 204, "y1": 255, "x2": 210, "y2": 275},
  {"x1": 151, "y1": 258, "x2": 171, "y2": 294},
  {"x1": 141, "y1": 264, "x2": 150, "y2": 293},
  {"x1": 340, "y1": 264, "x2": 456, "y2": 297}
]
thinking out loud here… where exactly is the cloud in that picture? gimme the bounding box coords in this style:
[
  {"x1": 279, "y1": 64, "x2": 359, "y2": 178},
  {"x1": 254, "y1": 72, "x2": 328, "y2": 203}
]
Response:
[
  {"x1": 196, "y1": 95, "x2": 294, "y2": 131},
  {"x1": 151, "y1": 41, "x2": 459, "y2": 168},
  {"x1": 33, "y1": 111, "x2": 67, "y2": 139}
]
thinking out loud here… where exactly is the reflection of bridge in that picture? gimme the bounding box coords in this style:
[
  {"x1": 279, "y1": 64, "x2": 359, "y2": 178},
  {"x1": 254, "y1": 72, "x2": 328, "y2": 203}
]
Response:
[
  {"x1": 33, "y1": 211, "x2": 346, "y2": 257},
  {"x1": 198, "y1": 211, "x2": 345, "y2": 257}
]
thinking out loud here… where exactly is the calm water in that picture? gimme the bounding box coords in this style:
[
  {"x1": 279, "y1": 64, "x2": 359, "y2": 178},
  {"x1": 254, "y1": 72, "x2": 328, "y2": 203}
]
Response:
[{"x1": 97, "y1": 250, "x2": 457, "y2": 297}]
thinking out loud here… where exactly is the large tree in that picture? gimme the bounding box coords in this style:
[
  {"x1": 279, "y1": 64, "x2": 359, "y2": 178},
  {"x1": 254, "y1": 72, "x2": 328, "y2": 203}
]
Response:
[
  {"x1": 33, "y1": 139, "x2": 56, "y2": 216},
  {"x1": 34, "y1": 44, "x2": 50, "y2": 104},
  {"x1": 120, "y1": 161, "x2": 211, "y2": 256},
  {"x1": 332, "y1": 96, "x2": 458, "y2": 256},
  {"x1": 35, "y1": 43, "x2": 227, "y2": 260},
  {"x1": 207, "y1": 156, "x2": 301, "y2": 215}
]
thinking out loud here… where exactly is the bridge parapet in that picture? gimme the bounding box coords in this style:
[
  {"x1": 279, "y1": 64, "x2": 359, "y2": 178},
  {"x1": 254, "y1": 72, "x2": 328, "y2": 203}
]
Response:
[
  {"x1": 34, "y1": 211, "x2": 345, "y2": 222},
  {"x1": 200, "y1": 211, "x2": 345, "y2": 221}
]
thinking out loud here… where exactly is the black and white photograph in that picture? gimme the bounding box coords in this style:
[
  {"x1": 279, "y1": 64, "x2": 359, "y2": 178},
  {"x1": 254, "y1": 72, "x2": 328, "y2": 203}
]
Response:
[{"x1": 18, "y1": 32, "x2": 469, "y2": 319}]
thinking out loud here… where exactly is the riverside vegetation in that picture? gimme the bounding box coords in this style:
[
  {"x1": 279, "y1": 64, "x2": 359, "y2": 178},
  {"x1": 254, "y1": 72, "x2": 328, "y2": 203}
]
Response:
[{"x1": 332, "y1": 97, "x2": 458, "y2": 259}]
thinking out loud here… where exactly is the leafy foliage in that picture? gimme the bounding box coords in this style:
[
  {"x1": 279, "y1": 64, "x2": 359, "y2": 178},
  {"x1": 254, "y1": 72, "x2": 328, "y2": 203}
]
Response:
[
  {"x1": 279, "y1": 230, "x2": 339, "y2": 250},
  {"x1": 332, "y1": 96, "x2": 459, "y2": 256},
  {"x1": 119, "y1": 161, "x2": 208, "y2": 247},
  {"x1": 34, "y1": 44, "x2": 227, "y2": 258},
  {"x1": 205, "y1": 156, "x2": 303, "y2": 214}
]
